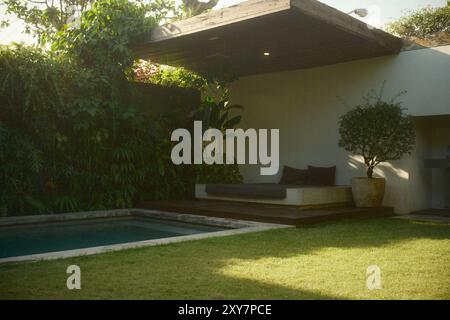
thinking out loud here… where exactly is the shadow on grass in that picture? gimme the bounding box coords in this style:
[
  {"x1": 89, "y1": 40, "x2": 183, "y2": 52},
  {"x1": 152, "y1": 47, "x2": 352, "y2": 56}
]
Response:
[
  {"x1": 0, "y1": 218, "x2": 449, "y2": 299},
  {"x1": 219, "y1": 217, "x2": 450, "y2": 260}
]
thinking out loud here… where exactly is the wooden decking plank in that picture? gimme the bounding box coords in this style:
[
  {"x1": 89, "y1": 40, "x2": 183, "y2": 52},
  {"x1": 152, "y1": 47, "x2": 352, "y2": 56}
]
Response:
[{"x1": 136, "y1": 200, "x2": 394, "y2": 226}]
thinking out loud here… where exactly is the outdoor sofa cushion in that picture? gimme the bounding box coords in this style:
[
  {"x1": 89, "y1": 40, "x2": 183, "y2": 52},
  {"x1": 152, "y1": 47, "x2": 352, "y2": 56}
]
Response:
[
  {"x1": 307, "y1": 165, "x2": 336, "y2": 186},
  {"x1": 279, "y1": 166, "x2": 309, "y2": 185}
]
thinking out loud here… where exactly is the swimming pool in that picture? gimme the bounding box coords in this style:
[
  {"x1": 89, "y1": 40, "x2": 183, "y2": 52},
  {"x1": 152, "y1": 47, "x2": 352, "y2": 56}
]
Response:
[
  {"x1": 0, "y1": 217, "x2": 226, "y2": 259},
  {"x1": 0, "y1": 209, "x2": 288, "y2": 263}
]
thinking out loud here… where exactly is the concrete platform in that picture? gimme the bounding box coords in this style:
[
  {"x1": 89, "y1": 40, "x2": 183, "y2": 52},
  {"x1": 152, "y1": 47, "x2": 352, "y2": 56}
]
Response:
[
  {"x1": 137, "y1": 200, "x2": 395, "y2": 226},
  {"x1": 195, "y1": 184, "x2": 353, "y2": 208}
]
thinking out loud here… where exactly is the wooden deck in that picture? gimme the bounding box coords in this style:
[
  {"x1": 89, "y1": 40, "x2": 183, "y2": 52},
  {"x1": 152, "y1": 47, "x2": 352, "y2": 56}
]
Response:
[{"x1": 136, "y1": 200, "x2": 394, "y2": 226}]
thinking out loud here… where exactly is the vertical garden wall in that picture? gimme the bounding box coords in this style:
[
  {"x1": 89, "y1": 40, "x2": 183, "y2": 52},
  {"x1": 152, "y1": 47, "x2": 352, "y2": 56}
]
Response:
[
  {"x1": 0, "y1": 0, "x2": 243, "y2": 216},
  {"x1": 0, "y1": 44, "x2": 202, "y2": 216}
]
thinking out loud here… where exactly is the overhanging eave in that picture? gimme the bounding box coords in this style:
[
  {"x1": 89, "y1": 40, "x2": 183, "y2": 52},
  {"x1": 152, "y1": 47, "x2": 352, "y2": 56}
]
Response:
[{"x1": 135, "y1": 0, "x2": 403, "y2": 77}]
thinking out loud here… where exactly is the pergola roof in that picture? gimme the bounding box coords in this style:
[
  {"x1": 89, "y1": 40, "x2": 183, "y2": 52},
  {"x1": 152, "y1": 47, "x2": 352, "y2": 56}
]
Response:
[{"x1": 135, "y1": 0, "x2": 403, "y2": 78}]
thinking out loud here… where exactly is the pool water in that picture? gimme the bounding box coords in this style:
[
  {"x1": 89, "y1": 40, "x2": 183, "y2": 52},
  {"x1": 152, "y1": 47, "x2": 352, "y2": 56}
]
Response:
[{"x1": 0, "y1": 217, "x2": 226, "y2": 258}]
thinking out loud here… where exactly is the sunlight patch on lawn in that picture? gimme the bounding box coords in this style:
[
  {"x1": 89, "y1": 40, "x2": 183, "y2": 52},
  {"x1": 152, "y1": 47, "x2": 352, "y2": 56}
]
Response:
[{"x1": 216, "y1": 238, "x2": 450, "y2": 299}]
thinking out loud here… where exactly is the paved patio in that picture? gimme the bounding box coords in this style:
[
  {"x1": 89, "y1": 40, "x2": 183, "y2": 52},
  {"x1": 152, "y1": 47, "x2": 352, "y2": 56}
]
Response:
[{"x1": 393, "y1": 209, "x2": 450, "y2": 223}]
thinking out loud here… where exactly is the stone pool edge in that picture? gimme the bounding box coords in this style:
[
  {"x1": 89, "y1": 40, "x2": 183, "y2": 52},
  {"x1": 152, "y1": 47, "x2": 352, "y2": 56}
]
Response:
[{"x1": 0, "y1": 209, "x2": 292, "y2": 264}]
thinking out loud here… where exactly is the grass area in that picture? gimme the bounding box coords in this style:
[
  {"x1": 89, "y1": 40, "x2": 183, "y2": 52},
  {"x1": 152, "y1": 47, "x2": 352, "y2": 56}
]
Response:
[{"x1": 0, "y1": 218, "x2": 449, "y2": 299}]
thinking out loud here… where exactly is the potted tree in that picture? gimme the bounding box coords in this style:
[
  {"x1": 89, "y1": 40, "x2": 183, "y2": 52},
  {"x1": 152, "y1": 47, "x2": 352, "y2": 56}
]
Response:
[{"x1": 338, "y1": 88, "x2": 416, "y2": 207}]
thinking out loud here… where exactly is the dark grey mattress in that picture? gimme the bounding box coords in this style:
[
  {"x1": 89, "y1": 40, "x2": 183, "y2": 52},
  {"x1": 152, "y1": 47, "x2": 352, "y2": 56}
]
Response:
[{"x1": 205, "y1": 183, "x2": 304, "y2": 199}]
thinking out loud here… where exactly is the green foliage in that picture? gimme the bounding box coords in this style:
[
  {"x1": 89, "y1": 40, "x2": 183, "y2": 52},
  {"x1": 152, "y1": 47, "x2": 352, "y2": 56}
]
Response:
[
  {"x1": 134, "y1": 61, "x2": 207, "y2": 90},
  {"x1": 180, "y1": 0, "x2": 219, "y2": 18},
  {"x1": 0, "y1": 0, "x2": 243, "y2": 215},
  {"x1": 194, "y1": 163, "x2": 242, "y2": 184},
  {"x1": 53, "y1": 0, "x2": 156, "y2": 77},
  {"x1": 133, "y1": 62, "x2": 244, "y2": 185},
  {"x1": 193, "y1": 97, "x2": 243, "y2": 131},
  {"x1": 387, "y1": 3, "x2": 450, "y2": 38},
  {"x1": 338, "y1": 86, "x2": 416, "y2": 178},
  {"x1": 1, "y1": 0, "x2": 177, "y2": 45},
  {"x1": 144, "y1": 0, "x2": 178, "y2": 24},
  {"x1": 0, "y1": 46, "x2": 192, "y2": 215},
  {"x1": 133, "y1": 61, "x2": 231, "y2": 99},
  {"x1": 1, "y1": 0, "x2": 222, "y2": 46},
  {"x1": 0, "y1": 122, "x2": 45, "y2": 216},
  {"x1": 2, "y1": 0, "x2": 93, "y2": 44},
  {"x1": 191, "y1": 97, "x2": 243, "y2": 184},
  {"x1": 0, "y1": 45, "x2": 71, "y2": 214}
]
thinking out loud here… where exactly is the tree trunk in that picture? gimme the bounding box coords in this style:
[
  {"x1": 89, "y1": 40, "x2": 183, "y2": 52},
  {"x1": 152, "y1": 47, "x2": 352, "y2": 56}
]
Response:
[{"x1": 367, "y1": 166, "x2": 374, "y2": 178}]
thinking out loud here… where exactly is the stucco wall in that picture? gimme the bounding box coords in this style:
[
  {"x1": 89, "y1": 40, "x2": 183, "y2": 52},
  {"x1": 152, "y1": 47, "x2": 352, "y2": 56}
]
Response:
[{"x1": 229, "y1": 45, "x2": 450, "y2": 213}]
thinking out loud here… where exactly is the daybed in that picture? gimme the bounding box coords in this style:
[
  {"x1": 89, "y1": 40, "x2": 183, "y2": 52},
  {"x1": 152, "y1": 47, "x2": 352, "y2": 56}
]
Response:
[{"x1": 195, "y1": 165, "x2": 353, "y2": 208}]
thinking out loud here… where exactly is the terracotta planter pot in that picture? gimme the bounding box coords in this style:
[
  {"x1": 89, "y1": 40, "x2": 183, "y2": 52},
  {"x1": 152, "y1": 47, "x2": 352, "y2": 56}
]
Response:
[{"x1": 351, "y1": 177, "x2": 386, "y2": 207}]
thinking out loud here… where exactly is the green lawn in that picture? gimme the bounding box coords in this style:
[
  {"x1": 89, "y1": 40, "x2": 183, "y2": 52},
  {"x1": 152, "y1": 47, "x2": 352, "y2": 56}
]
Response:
[{"x1": 0, "y1": 218, "x2": 449, "y2": 299}]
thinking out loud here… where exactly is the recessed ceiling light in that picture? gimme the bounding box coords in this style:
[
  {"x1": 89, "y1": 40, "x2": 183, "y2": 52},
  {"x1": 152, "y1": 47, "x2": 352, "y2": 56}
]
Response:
[{"x1": 263, "y1": 52, "x2": 270, "y2": 56}]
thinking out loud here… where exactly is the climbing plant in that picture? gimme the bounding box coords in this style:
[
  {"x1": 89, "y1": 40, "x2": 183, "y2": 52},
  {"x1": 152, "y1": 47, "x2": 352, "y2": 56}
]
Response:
[
  {"x1": 0, "y1": 1, "x2": 189, "y2": 216},
  {"x1": 0, "y1": 0, "x2": 244, "y2": 216},
  {"x1": 1, "y1": 0, "x2": 177, "y2": 45},
  {"x1": 387, "y1": 3, "x2": 450, "y2": 38}
]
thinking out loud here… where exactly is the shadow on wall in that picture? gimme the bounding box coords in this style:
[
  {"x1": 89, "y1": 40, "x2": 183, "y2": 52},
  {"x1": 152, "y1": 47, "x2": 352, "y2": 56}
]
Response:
[
  {"x1": 347, "y1": 155, "x2": 409, "y2": 181},
  {"x1": 347, "y1": 154, "x2": 411, "y2": 212}
]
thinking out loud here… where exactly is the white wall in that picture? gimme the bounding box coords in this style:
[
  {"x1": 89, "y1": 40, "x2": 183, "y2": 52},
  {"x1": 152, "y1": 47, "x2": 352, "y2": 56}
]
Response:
[{"x1": 229, "y1": 45, "x2": 450, "y2": 213}]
